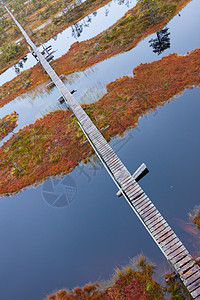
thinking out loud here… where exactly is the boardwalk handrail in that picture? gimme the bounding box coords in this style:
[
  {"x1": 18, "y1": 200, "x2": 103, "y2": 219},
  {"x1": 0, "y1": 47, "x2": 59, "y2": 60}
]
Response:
[{"x1": 1, "y1": 2, "x2": 200, "y2": 298}]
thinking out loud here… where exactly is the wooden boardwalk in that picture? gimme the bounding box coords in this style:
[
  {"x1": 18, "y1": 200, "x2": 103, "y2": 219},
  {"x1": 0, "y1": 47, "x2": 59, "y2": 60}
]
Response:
[{"x1": 2, "y1": 2, "x2": 200, "y2": 298}]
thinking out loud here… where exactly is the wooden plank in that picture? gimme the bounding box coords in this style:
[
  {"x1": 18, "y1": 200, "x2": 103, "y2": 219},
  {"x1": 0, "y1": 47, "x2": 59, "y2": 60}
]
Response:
[
  {"x1": 120, "y1": 176, "x2": 133, "y2": 186},
  {"x1": 109, "y1": 161, "x2": 123, "y2": 171},
  {"x1": 175, "y1": 260, "x2": 195, "y2": 275},
  {"x1": 134, "y1": 197, "x2": 151, "y2": 209},
  {"x1": 127, "y1": 188, "x2": 142, "y2": 201},
  {"x1": 174, "y1": 256, "x2": 193, "y2": 272},
  {"x1": 92, "y1": 137, "x2": 104, "y2": 146},
  {"x1": 157, "y1": 230, "x2": 175, "y2": 244},
  {"x1": 123, "y1": 181, "x2": 138, "y2": 193},
  {"x1": 128, "y1": 186, "x2": 142, "y2": 199},
  {"x1": 139, "y1": 202, "x2": 157, "y2": 221},
  {"x1": 146, "y1": 216, "x2": 162, "y2": 228},
  {"x1": 109, "y1": 156, "x2": 119, "y2": 164},
  {"x1": 96, "y1": 145, "x2": 108, "y2": 155},
  {"x1": 168, "y1": 246, "x2": 188, "y2": 261},
  {"x1": 191, "y1": 286, "x2": 200, "y2": 299},
  {"x1": 143, "y1": 212, "x2": 160, "y2": 226},
  {"x1": 108, "y1": 159, "x2": 121, "y2": 169},
  {"x1": 181, "y1": 265, "x2": 200, "y2": 281},
  {"x1": 149, "y1": 218, "x2": 167, "y2": 231},
  {"x1": 144, "y1": 210, "x2": 165, "y2": 225},
  {"x1": 150, "y1": 222, "x2": 169, "y2": 236},
  {"x1": 108, "y1": 159, "x2": 121, "y2": 170},
  {"x1": 102, "y1": 151, "x2": 116, "y2": 160},
  {"x1": 138, "y1": 203, "x2": 155, "y2": 216},
  {"x1": 183, "y1": 271, "x2": 200, "y2": 287},
  {"x1": 130, "y1": 189, "x2": 144, "y2": 201},
  {"x1": 132, "y1": 194, "x2": 147, "y2": 206},
  {"x1": 164, "y1": 241, "x2": 183, "y2": 256},
  {"x1": 159, "y1": 235, "x2": 178, "y2": 250},
  {"x1": 129, "y1": 193, "x2": 144, "y2": 203},
  {"x1": 146, "y1": 215, "x2": 163, "y2": 227},
  {"x1": 103, "y1": 155, "x2": 118, "y2": 164},
  {"x1": 161, "y1": 237, "x2": 180, "y2": 252},
  {"x1": 186, "y1": 277, "x2": 200, "y2": 293},
  {"x1": 136, "y1": 200, "x2": 152, "y2": 212},
  {"x1": 111, "y1": 162, "x2": 124, "y2": 173},
  {"x1": 158, "y1": 234, "x2": 177, "y2": 248},
  {"x1": 139, "y1": 206, "x2": 156, "y2": 219},
  {"x1": 125, "y1": 179, "x2": 138, "y2": 190},
  {"x1": 154, "y1": 226, "x2": 172, "y2": 240}
]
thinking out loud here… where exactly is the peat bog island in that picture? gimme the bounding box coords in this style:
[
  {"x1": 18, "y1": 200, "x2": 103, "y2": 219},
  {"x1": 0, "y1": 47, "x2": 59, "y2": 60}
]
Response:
[{"x1": 0, "y1": 0, "x2": 200, "y2": 299}]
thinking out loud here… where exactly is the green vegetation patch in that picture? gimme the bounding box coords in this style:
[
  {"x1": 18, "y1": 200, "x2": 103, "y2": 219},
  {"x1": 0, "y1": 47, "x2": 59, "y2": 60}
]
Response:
[{"x1": 0, "y1": 111, "x2": 19, "y2": 141}]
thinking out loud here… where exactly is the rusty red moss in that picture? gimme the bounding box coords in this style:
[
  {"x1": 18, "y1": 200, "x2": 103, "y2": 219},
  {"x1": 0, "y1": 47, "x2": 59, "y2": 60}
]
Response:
[
  {"x1": 0, "y1": 111, "x2": 19, "y2": 141},
  {"x1": 0, "y1": 50, "x2": 199, "y2": 196},
  {"x1": 0, "y1": 0, "x2": 192, "y2": 108}
]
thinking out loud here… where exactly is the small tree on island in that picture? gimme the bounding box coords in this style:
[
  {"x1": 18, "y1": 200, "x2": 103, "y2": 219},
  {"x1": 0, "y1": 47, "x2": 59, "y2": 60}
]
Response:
[{"x1": 137, "y1": 0, "x2": 162, "y2": 23}]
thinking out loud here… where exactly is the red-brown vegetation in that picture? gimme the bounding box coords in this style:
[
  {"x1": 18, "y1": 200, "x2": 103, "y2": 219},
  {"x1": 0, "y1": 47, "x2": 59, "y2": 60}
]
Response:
[
  {"x1": 189, "y1": 206, "x2": 200, "y2": 229},
  {"x1": 0, "y1": 111, "x2": 19, "y2": 141},
  {"x1": 45, "y1": 257, "x2": 164, "y2": 299},
  {"x1": 0, "y1": 0, "x2": 192, "y2": 108},
  {"x1": 0, "y1": 49, "x2": 199, "y2": 196}
]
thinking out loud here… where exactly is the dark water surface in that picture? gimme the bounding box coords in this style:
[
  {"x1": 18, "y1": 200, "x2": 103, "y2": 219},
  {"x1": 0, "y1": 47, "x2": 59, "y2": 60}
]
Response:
[{"x1": 0, "y1": 87, "x2": 200, "y2": 300}]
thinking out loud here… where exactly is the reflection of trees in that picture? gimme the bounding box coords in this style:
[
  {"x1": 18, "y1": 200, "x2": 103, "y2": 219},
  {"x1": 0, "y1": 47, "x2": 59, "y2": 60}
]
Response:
[
  {"x1": 70, "y1": 0, "x2": 132, "y2": 39},
  {"x1": 71, "y1": 13, "x2": 94, "y2": 39},
  {"x1": 105, "y1": 7, "x2": 109, "y2": 16},
  {"x1": 71, "y1": 22, "x2": 83, "y2": 39},
  {"x1": 14, "y1": 55, "x2": 28, "y2": 74},
  {"x1": 149, "y1": 27, "x2": 170, "y2": 55},
  {"x1": 138, "y1": 0, "x2": 170, "y2": 55},
  {"x1": 116, "y1": 0, "x2": 130, "y2": 7}
]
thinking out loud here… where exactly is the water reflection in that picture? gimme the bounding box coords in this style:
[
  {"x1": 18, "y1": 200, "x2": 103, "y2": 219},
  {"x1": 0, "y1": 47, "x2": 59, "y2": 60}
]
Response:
[
  {"x1": 0, "y1": 0, "x2": 137, "y2": 86},
  {"x1": 149, "y1": 27, "x2": 170, "y2": 55},
  {"x1": 0, "y1": 87, "x2": 200, "y2": 300},
  {"x1": 0, "y1": 0, "x2": 199, "y2": 146},
  {"x1": 117, "y1": 0, "x2": 130, "y2": 6},
  {"x1": 70, "y1": 0, "x2": 131, "y2": 39},
  {"x1": 13, "y1": 55, "x2": 28, "y2": 74}
]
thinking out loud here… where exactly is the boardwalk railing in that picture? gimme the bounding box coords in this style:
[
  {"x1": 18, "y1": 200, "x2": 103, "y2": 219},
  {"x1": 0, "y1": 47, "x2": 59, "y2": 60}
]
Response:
[{"x1": 1, "y1": 1, "x2": 200, "y2": 298}]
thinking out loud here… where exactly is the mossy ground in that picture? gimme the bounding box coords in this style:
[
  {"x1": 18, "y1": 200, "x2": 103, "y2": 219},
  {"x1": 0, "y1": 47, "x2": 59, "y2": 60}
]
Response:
[
  {"x1": 0, "y1": 49, "x2": 199, "y2": 196},
  {"x1": 0, "y1": 0, "x2": 111, "y2": 74},
  {"x1": 190, "y1": 206, "x2": 200, "y2": 230},
  {"x1": 0, "y1": 111, "x2": 18, "y2": 141},
  {"x1": 46, "y1": 256, "x2": 164, "y2": 300},
  {"x1": 0, "y1": 0, "x2": 192, "y2": 108}
]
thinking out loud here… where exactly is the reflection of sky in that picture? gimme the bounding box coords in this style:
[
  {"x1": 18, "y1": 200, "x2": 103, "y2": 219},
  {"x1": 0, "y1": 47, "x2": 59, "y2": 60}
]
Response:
[
  {"x1": 0, "y1": 87, "x2": 199, "y2": 300},
  {"x1": 0, "y1": 0, "x2": 199, "y2": 145},
  {"x1": 0, "y1": 0, "x2": 136, "y2": 86}
]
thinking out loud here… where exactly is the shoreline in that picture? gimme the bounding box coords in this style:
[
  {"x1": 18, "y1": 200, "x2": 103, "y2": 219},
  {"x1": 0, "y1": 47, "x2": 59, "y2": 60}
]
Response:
[
  {"x1": 0, "y1": 0, "x2": 112, "y2": 75},
  {"x1": 0, "y1": 0, "x2": 192, "y2": 108},
  {"x1": 0, "y1": 49, "x2": 199, "y2": 196}
]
